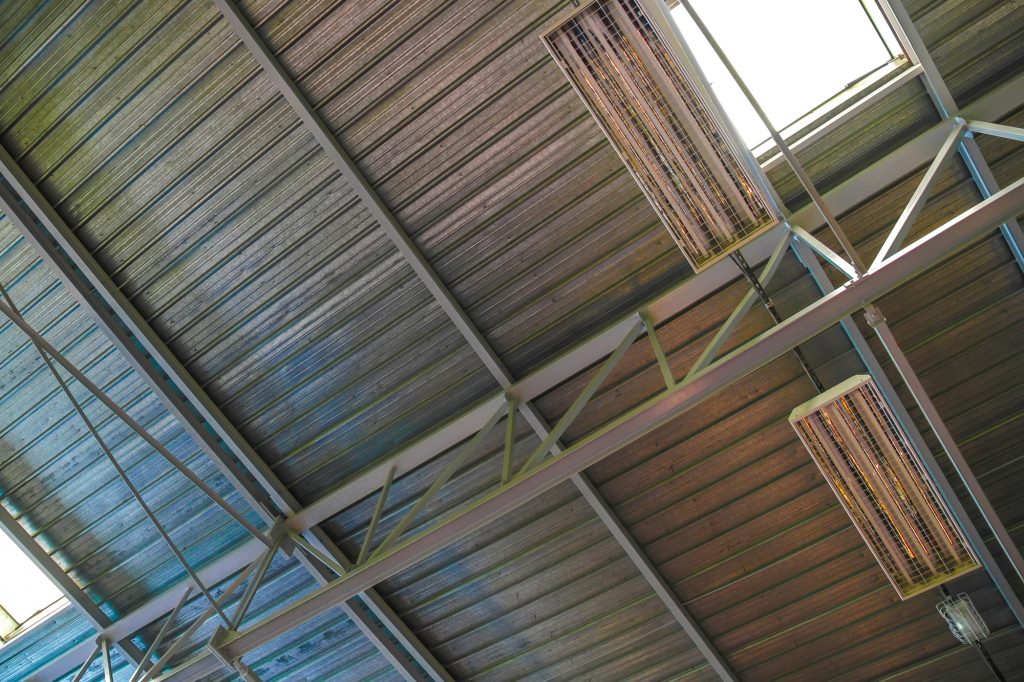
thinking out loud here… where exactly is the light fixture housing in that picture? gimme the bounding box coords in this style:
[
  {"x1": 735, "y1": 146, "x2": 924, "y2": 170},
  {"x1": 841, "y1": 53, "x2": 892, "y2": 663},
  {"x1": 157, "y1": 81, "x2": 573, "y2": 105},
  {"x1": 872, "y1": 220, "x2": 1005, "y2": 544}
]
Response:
[
  {"x1": 789, "y1": 375, "x2": 979, "y2": 599},
  {"x1": 542, "y1": 0, "x2": 774, "y2": 271},
  {"x1": 937, "y1": 592, "x2": 990, "y2": 645}
]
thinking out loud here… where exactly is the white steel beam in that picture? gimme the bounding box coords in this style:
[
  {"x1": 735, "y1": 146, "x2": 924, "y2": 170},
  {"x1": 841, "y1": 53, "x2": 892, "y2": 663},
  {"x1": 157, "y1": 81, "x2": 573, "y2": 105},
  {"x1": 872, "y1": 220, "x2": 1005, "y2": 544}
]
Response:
[
  {"x1": 877, "y1": 0, "x2": 1024, "y2": 271},
  {"x1": 210, "y1": 0, "x2": 737, "y2": 676},
  {"x1": 153, "y1": 172, "x2": 1024, "y2": 678},
  {"x1": 29, "y1": 68, "x2": 1024, "y2": 681}
]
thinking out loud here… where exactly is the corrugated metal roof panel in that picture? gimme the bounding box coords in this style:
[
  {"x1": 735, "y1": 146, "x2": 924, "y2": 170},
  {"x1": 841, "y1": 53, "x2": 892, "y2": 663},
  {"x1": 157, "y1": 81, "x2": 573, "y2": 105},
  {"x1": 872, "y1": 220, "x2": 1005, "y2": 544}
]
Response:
[
  {"x1": 0, "y1": 199, "x2": 256, "y2": 619},
  {"x1": 0, "y1": 0, "x2": 1022, "y2": 678},
  {"x1": 0, "y1": 0, "x2": 498, "y2": 509},
  {"x1": 0, "y1": 605, "x2": 91, "y2": 682}
]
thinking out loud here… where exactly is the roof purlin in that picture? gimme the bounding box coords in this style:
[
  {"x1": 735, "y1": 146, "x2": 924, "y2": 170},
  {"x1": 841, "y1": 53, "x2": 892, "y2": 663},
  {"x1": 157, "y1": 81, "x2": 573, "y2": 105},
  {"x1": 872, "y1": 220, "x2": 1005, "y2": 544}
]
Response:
[
  {"x1": 210, "y1": 0, "x2": 736, "y2": 677},
  {"x1": 167, "y1": 170, "x2": 1024, "y2": 677}
]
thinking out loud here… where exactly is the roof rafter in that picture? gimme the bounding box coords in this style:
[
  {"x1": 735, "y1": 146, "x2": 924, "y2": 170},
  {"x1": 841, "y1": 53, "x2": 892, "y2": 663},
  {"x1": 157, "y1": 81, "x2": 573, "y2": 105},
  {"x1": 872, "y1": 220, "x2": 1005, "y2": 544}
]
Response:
[
  {"x1": 0, "y1": 54, "x2": 447, "y2": 682},
  {"x1": 28, "y1": 57, "x2": 1024, "y2": 682},
  {"x1": 209, "y1": 0, "x2": 735, "y2": 677}
]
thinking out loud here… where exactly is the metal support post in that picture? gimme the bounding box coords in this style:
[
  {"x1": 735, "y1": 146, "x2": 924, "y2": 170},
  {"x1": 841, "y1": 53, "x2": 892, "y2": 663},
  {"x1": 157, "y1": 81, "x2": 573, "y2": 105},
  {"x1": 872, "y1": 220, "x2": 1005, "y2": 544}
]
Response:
[
  {"x1": 642, "y1": 314, "x2": 676, "y2": 390},
  {"x1": 518, "y1": 319, "x2": 643, "y2": 474},
  {"x1": 71, "y1": 643, "x2": 101, "y2": 682},
  {"x1": 687, "y1": 232, "x2": 792, "y2": 379},
  {"x1": 100, "y1": 639, "x2": 113, "y2": 682},
  {"x1": 137, "y1": 563, "x2": 255, "y2": 682},
  {"x1": 231, "y1": 538, "x2": 282, "y2": 630},
  {"x1": 358, "y1": 467, "x2": 396, "y2": 567},
  {"x1": 501, "y1": 400, "x2": 518, "y2": 485},
  {"x1": 872, "y1": 118, "x2": 969, "y2": 267},
  {"x1": 373, "y1": 406, "x2": 506, "y2": 560}
]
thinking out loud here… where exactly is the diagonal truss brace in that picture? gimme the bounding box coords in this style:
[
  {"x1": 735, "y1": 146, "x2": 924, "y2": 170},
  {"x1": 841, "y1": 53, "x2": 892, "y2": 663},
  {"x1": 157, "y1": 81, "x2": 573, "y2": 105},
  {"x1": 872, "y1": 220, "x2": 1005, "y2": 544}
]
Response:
[
  {"x1": 871, "y1": 118, "x2": 1024, "y2": 268},
  {"x1": 154, "y1": 169, "x2": 1024, "y2": 680},
  {"x1": 130, "y1": 587, "x2": 193, "y2": 682},
  {"x1": 876, "y1": 0, "x2": 1024, "y2": 272},
  {"x1": 0, "y1": 297, "x2": 269, "y2": 546},
  {"x1": 0, "y1": 282, "x2": 235, "y2": 627},
  {"x1": 872, "y1": 118, "x2": 970, "y2": 266},
  {"x1": 686, "y1": 232, "x2": 792, "y2": 380},
  {"x1": 207, "y1": 0, "x2": 740, "y2": 677},
  {"x1": 789, "y1": 226, "x2": 857, "y2": 280},
  {"x1": 27, "y1": 74, "x2": 1024, "y2": 678}
]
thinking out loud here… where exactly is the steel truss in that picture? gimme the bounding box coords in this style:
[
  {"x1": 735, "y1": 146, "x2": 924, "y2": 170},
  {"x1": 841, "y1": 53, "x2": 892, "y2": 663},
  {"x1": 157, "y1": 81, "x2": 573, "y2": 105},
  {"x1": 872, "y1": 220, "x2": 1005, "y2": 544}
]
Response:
[
  {"x1": 876, "y1": 0, "x2": 1024, "y2": 272},
  {"x1": 23, "y1": 48, "x2": 1024, "y2": 679},
  {"x1": 210, "y1": 0, "x2": 737, "y2": 678},
  {"x1": 129, "y1": 127, "x2": 1024, "y2": 679},
  {"x1": 4, "y1": 2, "x2": 1022, "y2": 678}
]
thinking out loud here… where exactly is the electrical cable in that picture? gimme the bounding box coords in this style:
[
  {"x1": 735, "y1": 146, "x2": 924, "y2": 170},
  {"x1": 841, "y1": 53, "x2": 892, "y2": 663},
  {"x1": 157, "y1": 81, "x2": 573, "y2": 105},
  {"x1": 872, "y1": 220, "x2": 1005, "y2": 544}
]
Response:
[{"x1": 729, "y1": 250, "x2": 825, "y2": 391}]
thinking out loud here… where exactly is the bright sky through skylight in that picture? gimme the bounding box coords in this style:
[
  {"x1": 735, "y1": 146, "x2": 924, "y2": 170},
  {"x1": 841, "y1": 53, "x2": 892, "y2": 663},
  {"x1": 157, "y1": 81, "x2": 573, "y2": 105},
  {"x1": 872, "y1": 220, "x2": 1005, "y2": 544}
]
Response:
[
  {"x1": 670, "y1": 0, "x2": 896, "y2": 147},
  {"x1": 0, "y1": 529, "x2": 63, "y2": 625}
]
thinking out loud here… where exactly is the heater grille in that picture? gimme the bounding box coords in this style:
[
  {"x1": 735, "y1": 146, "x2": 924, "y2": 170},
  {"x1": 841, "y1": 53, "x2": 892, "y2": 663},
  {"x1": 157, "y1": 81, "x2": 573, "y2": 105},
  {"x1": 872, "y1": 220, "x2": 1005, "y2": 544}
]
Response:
[
  {"x1": 543, "y1": 0, "x2": 773, "y2": 270},
  {"x1": 789, "y1": 376, "x2": 979, "y2": 599}
]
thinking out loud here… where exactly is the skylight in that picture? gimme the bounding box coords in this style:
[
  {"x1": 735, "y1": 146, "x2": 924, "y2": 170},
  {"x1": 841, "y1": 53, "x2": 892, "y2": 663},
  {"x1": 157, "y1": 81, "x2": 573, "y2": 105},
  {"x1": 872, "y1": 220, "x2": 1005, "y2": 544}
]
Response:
[
  {"x1": 0, "y1": 529, "x2": 66, "y2": 643},
  {"x1": 670, "y1": 0, "x2": 901, "y2": 147}
]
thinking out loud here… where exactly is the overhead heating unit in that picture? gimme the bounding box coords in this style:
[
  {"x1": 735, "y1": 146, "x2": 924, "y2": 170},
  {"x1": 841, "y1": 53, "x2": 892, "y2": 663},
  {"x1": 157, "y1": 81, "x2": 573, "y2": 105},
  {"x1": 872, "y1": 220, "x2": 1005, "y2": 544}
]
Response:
[
  {"x1": 789, "y1": 375, "x2": 979, "y2": 599},
  {"x1": 543, "y1": 0, "x2": 775, "y2": 270}
]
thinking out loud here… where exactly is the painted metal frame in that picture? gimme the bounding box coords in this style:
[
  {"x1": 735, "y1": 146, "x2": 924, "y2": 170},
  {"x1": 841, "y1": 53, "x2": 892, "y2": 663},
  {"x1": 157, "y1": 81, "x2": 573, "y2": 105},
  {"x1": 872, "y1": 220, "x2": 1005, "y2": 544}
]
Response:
[
  {"x1": 5, "y1": 1, "x2": 1023, "y2": 678},
  {"x1": 210, "y1": 0, "x2": 739, "y2": 678},
  {"x1": 875, "y1": 0, "x2": 1024, "y2": 271},
  {"x1": 24, "y1": 66, "x2": 1024, "y2": 678},
  {"x1": 148, "y1": 172, "x2": 1024, "y2": 678}
]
